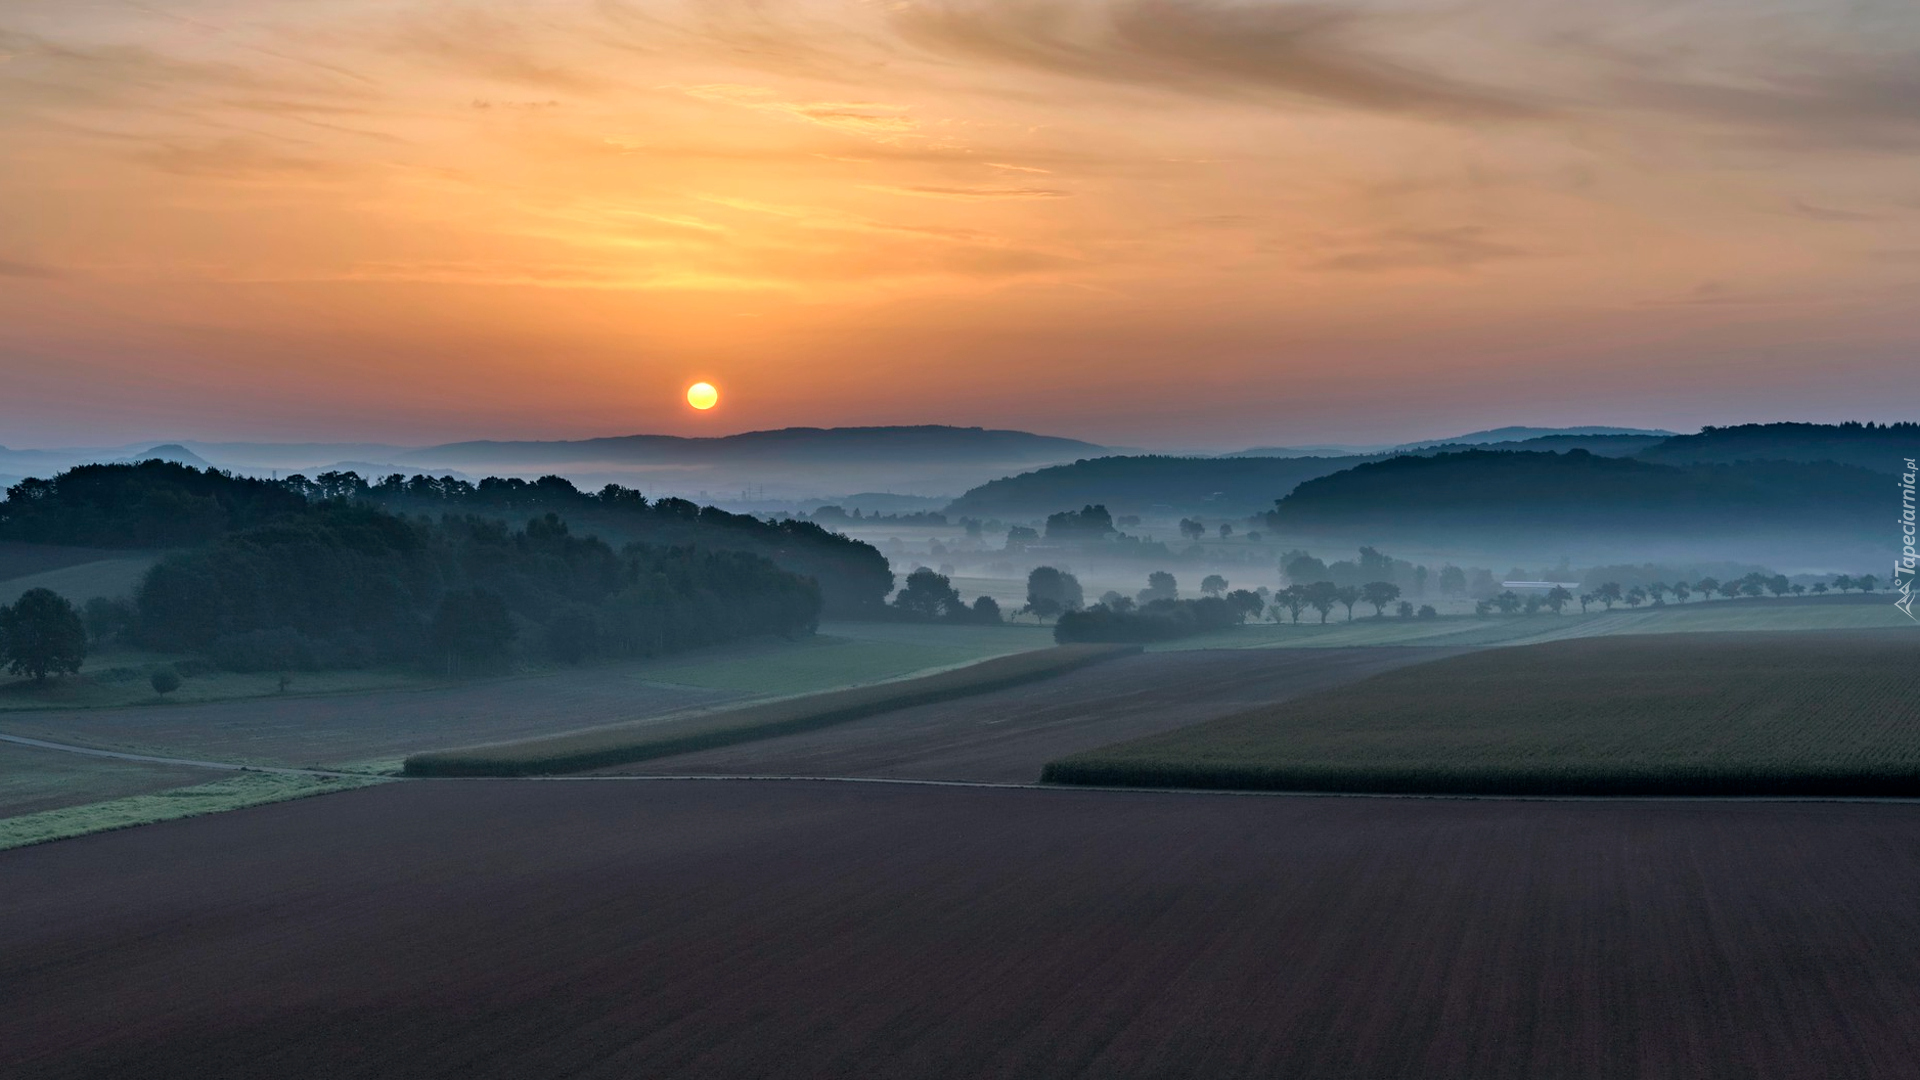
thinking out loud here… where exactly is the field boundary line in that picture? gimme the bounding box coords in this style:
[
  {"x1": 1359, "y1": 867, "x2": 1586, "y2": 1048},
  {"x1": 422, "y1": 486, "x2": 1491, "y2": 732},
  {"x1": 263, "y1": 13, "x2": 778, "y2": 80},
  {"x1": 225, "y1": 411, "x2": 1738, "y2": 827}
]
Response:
[{"x1": 0, "y1": 731, "x2": 366, "y2": 778}]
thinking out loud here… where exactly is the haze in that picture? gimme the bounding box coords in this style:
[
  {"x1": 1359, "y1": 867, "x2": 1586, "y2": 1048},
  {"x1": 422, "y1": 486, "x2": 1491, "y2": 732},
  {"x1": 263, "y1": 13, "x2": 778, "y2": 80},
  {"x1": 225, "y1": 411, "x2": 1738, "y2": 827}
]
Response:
[{"x1": 5, "y1": 0, "x2": 1919, "y2": 447}]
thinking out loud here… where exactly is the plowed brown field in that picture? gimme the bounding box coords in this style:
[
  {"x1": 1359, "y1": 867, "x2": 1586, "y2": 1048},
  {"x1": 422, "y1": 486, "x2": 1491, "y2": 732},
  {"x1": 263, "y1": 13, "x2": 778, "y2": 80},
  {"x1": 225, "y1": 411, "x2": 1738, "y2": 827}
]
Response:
[{"x1": 5, "y1": 780, "x2": 1920, "y2": 1079}]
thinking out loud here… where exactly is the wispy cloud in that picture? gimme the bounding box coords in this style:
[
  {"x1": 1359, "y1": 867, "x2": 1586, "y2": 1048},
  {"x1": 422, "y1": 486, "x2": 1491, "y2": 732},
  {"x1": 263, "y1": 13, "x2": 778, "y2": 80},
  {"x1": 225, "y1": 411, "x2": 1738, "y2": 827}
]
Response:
[
  {"x1": 676, "y1": 83, "x2": 923, "y2": 141},
  {"x1": 1308, "y1": 226, "x2": 1531, "y2": 273}
]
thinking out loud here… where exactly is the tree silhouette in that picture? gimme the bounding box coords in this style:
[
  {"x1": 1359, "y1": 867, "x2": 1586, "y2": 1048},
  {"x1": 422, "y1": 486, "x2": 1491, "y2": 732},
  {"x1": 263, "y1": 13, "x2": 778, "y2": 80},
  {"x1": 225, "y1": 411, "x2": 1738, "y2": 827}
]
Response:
[
  {"x1": 1546, "y1": 586, "x2": 1573, "y2": 614},
  {"x1": 1025, "y1": 566, "x2": 1084, "y2": 623},
  {"x1": 1811, "y1": 582, "x2": 1828, "y2": 595},
  {"x1": 1334, "y1": 585, "x2": 1360, "y2": 621},
  {"x1": 1139, "y1": 571, "x2": 1178, "y2": 604},
  {"x1": 1361, "y1": 580, "x2": 1401, "y2": 616},
  {"x1": 1302, "y1": 581, "x2": 1339, "y2": 624},
  {"x1": 1671, "y1": 581, "x2": 1691, "y2": 604},
  {"x1": 1274, "y1": 585, "x2": 1307, "y2": 624},
  {"x1": 1696, "y1": 577, "x2": 1720, "y2": 600},
  {"x1": 1200, "y1": 574, "x2": 1229, "y2": 597},
  {"x1": 1833, "y1": 575, "x2": 1854, "y2": 593},
  {"x1": 894, "y1": 568, "x2": 965, "y2": 619},
  {"x1": 1, "y1": 588, "x2": 87, "y2": 681},
  {"x1": 1768, "y1": 574, "x2": 1792, "y2": 598},
  {"x1": 1859, "y1": 574, "x2": 1880, "y2": 593},
  {"x1": 1594, "y1": 582, "x2": 1624, "y2": 610}
]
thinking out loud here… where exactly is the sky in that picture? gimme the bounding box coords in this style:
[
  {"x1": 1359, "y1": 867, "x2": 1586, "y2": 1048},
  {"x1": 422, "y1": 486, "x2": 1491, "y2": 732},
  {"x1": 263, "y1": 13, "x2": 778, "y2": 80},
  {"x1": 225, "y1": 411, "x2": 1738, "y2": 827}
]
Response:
[{"x1": 2, "y1": 0, "x2": 1918, "y2": 449}]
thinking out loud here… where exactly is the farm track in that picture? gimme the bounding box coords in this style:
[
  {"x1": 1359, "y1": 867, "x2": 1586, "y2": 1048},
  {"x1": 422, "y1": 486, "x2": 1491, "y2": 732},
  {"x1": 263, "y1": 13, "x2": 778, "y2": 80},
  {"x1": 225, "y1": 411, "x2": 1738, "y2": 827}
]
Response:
[
  {"x1": 597, "y1": 647, "x2": 1468, "y2": 783},
  {"x1": 6, "y1": 780, "x2": 1920, "y2": 1079}
]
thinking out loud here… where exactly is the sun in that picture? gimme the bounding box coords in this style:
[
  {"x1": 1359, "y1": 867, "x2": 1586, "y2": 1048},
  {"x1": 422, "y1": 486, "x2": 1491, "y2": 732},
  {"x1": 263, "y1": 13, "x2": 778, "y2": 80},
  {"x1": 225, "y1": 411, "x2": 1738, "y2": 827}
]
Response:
[{"x1": 686, "y1": 381, "x2": 718, "y2": 410}]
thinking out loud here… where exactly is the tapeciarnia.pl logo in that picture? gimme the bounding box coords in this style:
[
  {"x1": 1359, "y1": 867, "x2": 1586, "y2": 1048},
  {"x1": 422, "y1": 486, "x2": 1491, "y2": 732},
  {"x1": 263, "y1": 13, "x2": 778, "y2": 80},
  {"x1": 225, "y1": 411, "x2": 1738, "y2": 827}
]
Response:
[{"x1": 1898, "y1": 457, "x2": 1917, "y2": 622}]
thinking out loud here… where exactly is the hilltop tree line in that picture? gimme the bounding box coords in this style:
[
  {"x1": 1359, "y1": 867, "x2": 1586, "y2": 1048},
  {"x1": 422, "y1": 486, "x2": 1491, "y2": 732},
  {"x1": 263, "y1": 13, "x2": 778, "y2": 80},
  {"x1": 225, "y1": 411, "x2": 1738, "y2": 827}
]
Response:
[{"x1": 0, "y1": 461, "x2": 893, "y2": 616}]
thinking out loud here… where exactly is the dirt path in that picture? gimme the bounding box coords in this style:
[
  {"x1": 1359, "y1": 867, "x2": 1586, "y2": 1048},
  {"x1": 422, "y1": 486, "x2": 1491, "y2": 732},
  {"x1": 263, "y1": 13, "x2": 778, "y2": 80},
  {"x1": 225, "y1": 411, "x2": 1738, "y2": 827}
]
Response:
[{"x1": 602, "y1": 647, "x2": 1467, "y2": 783}]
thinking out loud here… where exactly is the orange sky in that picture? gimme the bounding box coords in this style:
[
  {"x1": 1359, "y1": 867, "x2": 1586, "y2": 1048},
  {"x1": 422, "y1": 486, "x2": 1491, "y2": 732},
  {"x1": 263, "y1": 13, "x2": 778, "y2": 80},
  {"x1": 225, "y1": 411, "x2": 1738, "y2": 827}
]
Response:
[{"x1": 2, "y1": 0, "x2": 1917, "y2": 447}]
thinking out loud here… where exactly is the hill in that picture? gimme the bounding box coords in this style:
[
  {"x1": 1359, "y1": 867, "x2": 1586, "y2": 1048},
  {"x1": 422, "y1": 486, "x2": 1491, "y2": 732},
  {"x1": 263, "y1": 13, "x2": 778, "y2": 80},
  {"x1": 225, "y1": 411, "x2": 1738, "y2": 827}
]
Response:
[
  {"x1": 1634, "y1": 422, "x2": 1918, "y2": 474},
  {"x1": 1264, "y1": 450, "x2": 1885, "y2": 542},
  {"x1": 402, "y1": 426, "x2": 1106, "y2": 469},
  {"x1": 944, "y1": 454, "x2": 1380, "y2": 519},
  {"x1": 1397, "y1": 425, "x2": 1676, "y2": 449}
]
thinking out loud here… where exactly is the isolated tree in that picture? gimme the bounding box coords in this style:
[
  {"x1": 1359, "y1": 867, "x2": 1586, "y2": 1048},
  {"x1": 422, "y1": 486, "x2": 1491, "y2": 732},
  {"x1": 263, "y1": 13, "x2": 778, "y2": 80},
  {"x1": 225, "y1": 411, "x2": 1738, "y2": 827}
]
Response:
[
  {"x1": 1832, "y1": 575, "x2": 1853, "y2": 593},
  {"x1": 1334, "y1": 585, "x2": 1360, "y2": 621},
  {"x1": 1417, "y1": 604, "x2": 1438, "y2": 619},
  {"x1": 971, "y1": 596, "x2": 1003, "y2": 623},
  {"x1": 1696, "y1": 577, "x2": 1721, "y2": 600},
  {"x1": 1200, "y1": 574, "x2": 1229, "y2": 597},
  {"x1": 429, "y1": 588, "x2": 516, "y2": 674},
  {"x1": 1767, "y1": 574, "x2": 1792, "y2": 598},
  {"x1": 1811, "y1": 582, "x2": 1828, "y2": 595},
  {"x1": 1179, "y1": 519, "x2": 1206, "y2": 542},
  {"x1": 1, "y1": 588, "x2": 87, "y2": 681},
  {"x1": 149, "y1": 668, "x2": 181, "y2": 696},
  {"x1": 1217, "y1": 523, "x2": 1233, "y2": 540},
  {"x1": 894, "y1": 568, "x2": 964, "y2": 619},
  {"x1": 1139, "y1": 571, "x2": 1178, "y2": 604},
  {"x1": 1545, "y1": 586, "x2": 1573, "y2": 614},
  {"x1": 1671, "y1": 581, "x2": 1691, "y2": 604},
  {"x1": 1790, "y1": 583, "x2": 1806, "y2": 596},
  {"x1": 1858, "y1": 574, "x2": 1880, "y2": 593},
  {"x1": 1025, "y1": 566, "x2": 1084, "y2": 623},
  {"x1": 1302, "y1": 581, "x2": 1339, "y2": 624},
  {"x1": 1361, "y1": 580, "x2": 1401, "y2": 616}
]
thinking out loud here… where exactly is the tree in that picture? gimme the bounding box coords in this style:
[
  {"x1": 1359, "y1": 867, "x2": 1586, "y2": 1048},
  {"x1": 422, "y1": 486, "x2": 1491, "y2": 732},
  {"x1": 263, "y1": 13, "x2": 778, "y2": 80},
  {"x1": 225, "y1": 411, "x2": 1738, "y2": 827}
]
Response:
[
  {"x1": 1671, "y1": 581, "x2": 1691, "y2": 604},
  {"x1": 1334, "y1": 585, "x2": 1360, "y2": 621},
  {"x1": 82, "y1": 596, "x2": 133, "y2": 646},
  {"x1": 1767, "y1": 574, "x2": 1792, "y2": 598},
  {"x1": 1178, "y1": 518, "x2": 1206, "y2": 542},
  {"x1": 1545, "y1": 586, "x2": 1573, "y2": 614},
  {"x1": 1492, "y1": 590, "x2": 1522, "y2": 615},
  {"x1": 1282, "y1": 551, "x2": 1328, "y2": 586},
  {"x1": 1139, "y1": 571, "x2": 1178, "y2": 604},
  {"x1": 430, "y1": 588, "x2": 516, "y2": 674},
  {"x1": 1718, "y1": 579, "x2": 1742, "y2": 600},
  {"x1": 1594, "y1": 582, "x2": 1623, "y2": 610},
  {"x1": 1217, "y1": 523, "x2": 1233, "y2": 540},
  {"x1": 1200, "y1": 574, "x2": 1229, "y2": 597},
  {"x1": 1302, "y1": 581, "x2": 1339, "y2": 624},
  {"x1": 1578, "y1": 593, "x2": 1592, "y2": 613},
  {"x1": 1044, "y1": 505, "x2": 1116, "y2": 542},
  {"x1": 1790, "y1": 583, "x2": 1806, "y2": 596},
  {"x1": 1833, "y1": 575, "x2": 1853, "y2": 593},
  {"x1": 1648, "y1": 582, "x2": 1668, "y2": 604},
  {"x1": 150, "y1": 668, "x2": 181, "y2": 696},
  {"x1": 894, "y1": 568, "x2": 964, "y2": 619},
  {"x1": 1438, "y1": 564, "x2": 1467, "y2": 596},
  {"x1": 1811, "y1": 582, "x2": 1829, "y2": 595},
  {"x1": 1274, "y1": 585, "x2": 1307, "y2": 624},
  {"x1": 1396, "y1": 600, "x2": 1415, "y2": 619},
  {"x1": 1225, "y1": 589, "x2": 1264, "y2": 622},
  {"x1": 1858, "y1": 574, "x2": 1880, "y2": 593},
  {"x1": 971, "y1": 596, "x2": 1003, "y2": 623},
  {"x1": 1004, "y1": 525, "x2": 1038, "y2": 550},
  {"x1": 1739, "y1": 578, "x2": 1764, "y2": 599},
  {"x1": 1625, "y1": 587, "x2": 1646, "y2": 608},
  {"x1": 1361, "y1": 580, "x2": 1401, "y2": 616},
  {"x1": 1696, "y1": 577, "x2": 1720, "y2": 599},
  {"x1": 1025, "y1": 566, "x2": 1084, "y2": 623},
  {"x1": 1, "y1": 588, "x2": 88, "y2": 681}
]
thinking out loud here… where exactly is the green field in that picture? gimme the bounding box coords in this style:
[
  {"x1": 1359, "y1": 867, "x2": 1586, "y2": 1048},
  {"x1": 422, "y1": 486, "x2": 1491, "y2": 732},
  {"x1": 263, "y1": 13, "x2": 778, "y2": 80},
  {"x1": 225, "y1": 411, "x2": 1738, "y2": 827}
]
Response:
[
  {"x1": 638, "y1": 620, "x2": 1055, "y2": 695},
  {"x1": 0, "y1": 554, "x2": 158, "y2": 607},
  {"x1": 0, "y1": 739, "x2": 212, "y2": 817},
  {"x1": 1046, "y1": 629, "x2": 1920, "y2": 796},
  {"x1": 0, "y1": 772, "x2": 381, "y2": 851},
  {"x1": 1157, "y1": 595, "x2": 1911, "y2": 651},
  {"x1": 406, "y1": 644, "x2": 1139, "y2": 777}
]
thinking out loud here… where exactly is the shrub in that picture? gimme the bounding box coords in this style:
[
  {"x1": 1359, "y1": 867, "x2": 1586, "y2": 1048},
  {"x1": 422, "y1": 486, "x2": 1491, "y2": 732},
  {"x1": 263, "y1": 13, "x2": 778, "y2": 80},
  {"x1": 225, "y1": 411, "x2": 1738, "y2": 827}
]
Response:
[{"x1": 149, "y1": 668, "x2": 181, "y2": 696}]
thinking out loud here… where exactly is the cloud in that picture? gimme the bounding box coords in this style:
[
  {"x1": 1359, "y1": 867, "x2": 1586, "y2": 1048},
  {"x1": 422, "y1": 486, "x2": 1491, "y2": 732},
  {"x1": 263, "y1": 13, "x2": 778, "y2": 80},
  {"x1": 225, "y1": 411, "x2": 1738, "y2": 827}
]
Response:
[
  {"x1": 393, "y1": 11, "x2": 607, "y2": 92},
  {"x1": 131, "y1": 138, "x2": 345, "y2": 179},
  {"x1": 1789, "y1": 198, "x2": 1881, "y2": 223},
  {"x1": 870, "y1": 183, "x2": 1070, "y2": 199},
  {"x1": 1307, "y1": 226, "x2": 1530, "y2": 273},
  {"x1": 677, "y1": 83, "x2": 922, "y2": 141},
  {"x1": 890, "y1": 0, "x2": 1539, "y2": 120},
  {"x1": 0, "y1": 257, "x2": 60, "y2": 279}
]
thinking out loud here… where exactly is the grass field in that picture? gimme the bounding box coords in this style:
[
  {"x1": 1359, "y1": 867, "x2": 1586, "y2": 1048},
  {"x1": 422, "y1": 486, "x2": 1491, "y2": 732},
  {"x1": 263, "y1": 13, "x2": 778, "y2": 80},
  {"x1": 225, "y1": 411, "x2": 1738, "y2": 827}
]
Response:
[
  {"x1": 405, "y1": 644, "x2": 1139, "y2": 776},
  {"x1": 0, "y1": 739, "x2": 211, "y2": 817},
  {"x1": 1159, "y1": 593, "x2": 1911, "y2": 651},
  {"x1": 1046, "y1": 629, "x2": 1920, "y2": 795},
  {"x1": 0, "y1": 554, "x2": 157, "y2": 606},
  {"x1": 0, "y1": 541, "x2": 147, "y2": 583},
  {"x1": 0, "y1": 772, "x2": 380, "y2": 851},
  {"x1": 8, "y1": 781, "x2": 1920, "y2": 1079}
]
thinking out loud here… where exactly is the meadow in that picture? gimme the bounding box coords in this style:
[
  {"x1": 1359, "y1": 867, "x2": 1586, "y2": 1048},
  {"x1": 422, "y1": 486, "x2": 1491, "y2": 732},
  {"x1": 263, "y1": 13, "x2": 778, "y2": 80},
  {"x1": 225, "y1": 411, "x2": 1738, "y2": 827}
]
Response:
[
  {"x1": 0, "y1": 738, "x2": 210, "y2": 817},
  {"x1": 0, "y1": 552, "x2": 157, "y2": 607},
  {"x1": 404, "y1": 643, "x2": 1137, "y2": 776},
  {"x1": 1046, "y1": 629, "x2": 1920, "y2": 795}
]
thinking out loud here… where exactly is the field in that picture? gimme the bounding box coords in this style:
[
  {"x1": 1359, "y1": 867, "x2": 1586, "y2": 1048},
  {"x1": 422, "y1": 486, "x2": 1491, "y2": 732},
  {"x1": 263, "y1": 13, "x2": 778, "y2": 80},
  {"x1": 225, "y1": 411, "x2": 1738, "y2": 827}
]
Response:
[
  {"x1": 603, "y1": 646, "x2": 1463, "y2": 783},
  {"x1": 1159, "y1": 592, "x2": 1911, "y2": 650},
  {"x1": 0, "y1": 541, "x2": 146, "y2": 582},
  {"x1": 405, "y1": 644, "x2": 1138, "y2": 776},
  {"x1": 0, "y1": 772, "x2": 380, "y2": 852},
  {"x1": 1047, "y1": 629, "x2": 1920, "y2": 795},
  {"x1": 7, "y1": 780, "x2": 1920, "y2": 1079},
  {"x1": 0, "y1": 738, "x2": 210, "y2": 817},
  {"x1": 0, "y1": 551, "x2": 158, "y2": 607}
]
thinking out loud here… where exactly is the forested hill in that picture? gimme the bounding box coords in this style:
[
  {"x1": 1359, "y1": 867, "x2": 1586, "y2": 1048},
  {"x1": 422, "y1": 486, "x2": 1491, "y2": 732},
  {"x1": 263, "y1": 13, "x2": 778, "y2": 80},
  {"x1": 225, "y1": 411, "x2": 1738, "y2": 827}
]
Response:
[
  {"x1": 1634, "y1": 422, "x2": 1919, "y2": 473},
  {"x1": 0, "y1": 462, "x2": 893, "y2": 615},
  {"x1": 1265, "y1": 450, "x2": 1887, "y2": 538},
  {"x1": 944, "y1": 455, "x2": 1383, "y2": 518}
]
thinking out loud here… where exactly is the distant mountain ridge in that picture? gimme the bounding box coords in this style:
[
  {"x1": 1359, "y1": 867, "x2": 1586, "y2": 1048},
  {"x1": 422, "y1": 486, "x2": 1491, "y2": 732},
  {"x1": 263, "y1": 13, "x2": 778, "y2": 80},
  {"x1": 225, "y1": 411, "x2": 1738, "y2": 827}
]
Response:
[{"x1": 401, "y1": 425, "x2": 1107, "y2": 469}]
